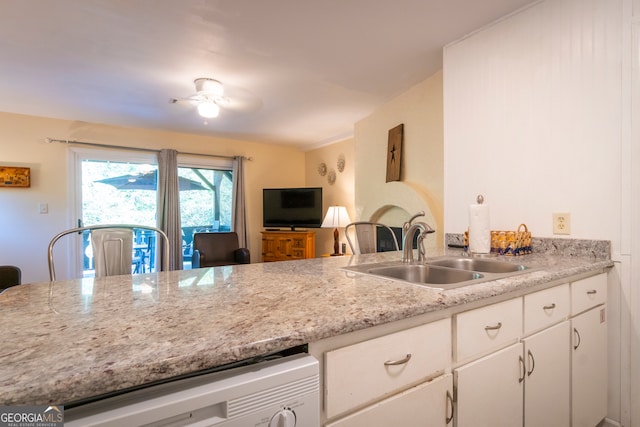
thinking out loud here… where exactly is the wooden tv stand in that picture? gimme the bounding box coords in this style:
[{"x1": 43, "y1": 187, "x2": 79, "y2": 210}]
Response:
[{"x1": 261, "y1": 230, "x2": 316, "y2": 262}]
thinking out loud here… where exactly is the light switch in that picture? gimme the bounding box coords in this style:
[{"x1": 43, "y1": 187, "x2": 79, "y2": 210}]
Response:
[{"x1": 39, "y1": 203, "x2": 48, "y2": 214}]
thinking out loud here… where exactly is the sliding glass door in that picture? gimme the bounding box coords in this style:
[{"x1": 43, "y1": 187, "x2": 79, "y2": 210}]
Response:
[
  {"x1": 70, "y1": 148, "x2": 233, "y2": 277},
  {"x1": 176, "y1": 163, "x2": 233, "y2": 268}
]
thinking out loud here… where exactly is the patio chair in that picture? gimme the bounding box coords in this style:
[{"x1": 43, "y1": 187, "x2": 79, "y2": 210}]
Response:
[
  {"x1": 0, "y1": 265, "x2": 21, "y2": 292},
  {"x1": 192, "y1": 232, "x2": 250, "y2": 268},
  {"x1": 345, "y1": 221, "x2": 400, "y2": 254},
  {"x1": 47, "y1": 224, "x2": 169, "y2": 281}
]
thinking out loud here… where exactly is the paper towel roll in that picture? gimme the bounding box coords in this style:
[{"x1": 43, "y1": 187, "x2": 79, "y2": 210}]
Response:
[{"x1": 469, "y1": 203, "x2": 490, "y2": 254}]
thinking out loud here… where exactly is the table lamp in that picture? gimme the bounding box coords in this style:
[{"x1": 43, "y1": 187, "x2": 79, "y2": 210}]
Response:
[{"x1": 321, "y1": 206, "x2": 351, "y2": 256}]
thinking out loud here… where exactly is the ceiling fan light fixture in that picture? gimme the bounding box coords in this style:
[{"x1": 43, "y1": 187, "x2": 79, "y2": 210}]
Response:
[
  {"x1": 197, "y1": 100, "x2": 220, "y2": 118},
  {"x1": 194, "y1": 78, "x2": 224, "y2": 98}
]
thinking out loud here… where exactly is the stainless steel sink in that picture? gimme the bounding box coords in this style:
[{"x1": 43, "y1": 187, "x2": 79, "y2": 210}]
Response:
[
  {"x1": 368, "y1": 264, "x2": 483, "y2": 285},
  {"x1": 425, "y1": 257, "x2": 528, "y2": 273},
  {"x1": 341, "y1": 256, "x2": 532, "y2": 290}
]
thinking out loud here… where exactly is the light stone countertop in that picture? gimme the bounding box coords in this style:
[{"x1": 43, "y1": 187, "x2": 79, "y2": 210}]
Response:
[{"x1": 0, "y1": 244, "x2": 613, "y2": 406}]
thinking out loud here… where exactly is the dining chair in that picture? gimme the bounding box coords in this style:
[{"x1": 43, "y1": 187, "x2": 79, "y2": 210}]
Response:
[
  {"x1": 90, "y1": 228, "x2": 134, "y2": 277},
  {"x1": 0, "y1": 265, "x2": 21, "y2": 292},
  {"x1": 345, "y1": 221, "x2": 400, "y2": 254},
  {"x1": 47, "y1": 224, "x2": 169, "y2": 281},
  {"x1": 191, "y1": 232, "x2": 250, "y2": 268}
]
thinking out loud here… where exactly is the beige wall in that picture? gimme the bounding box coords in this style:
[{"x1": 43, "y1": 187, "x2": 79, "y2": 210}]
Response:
[
  {"x1": 2, "y1": 69, "x2": 441, "y2": 280},
  {"x1": 0, "y1": 112, "x2": 305, "y2": 283},
  {"x1": 353, "y1": 71, "x2": 444, "y2": 249},
  {"x1": 304, "y1": 138, "x2": 355, "y2": 255}
]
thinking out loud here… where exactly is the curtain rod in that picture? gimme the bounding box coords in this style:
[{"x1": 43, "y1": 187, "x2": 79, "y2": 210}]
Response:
[{"x1": 44, "y1": 137, "x2": 252, "y2": 161}]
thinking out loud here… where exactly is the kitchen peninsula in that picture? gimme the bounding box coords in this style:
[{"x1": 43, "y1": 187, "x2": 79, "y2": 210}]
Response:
[{"x1": 0, "y1": 239, "x2": 612, "y2": 420}]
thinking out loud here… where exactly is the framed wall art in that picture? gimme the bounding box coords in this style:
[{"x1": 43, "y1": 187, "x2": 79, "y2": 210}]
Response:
[
  {"x1": 0, "y1": 166, "x2": 31, "y2": 187},
  {"x1": 386, "y1": 124, "x2": 403, "y2": 182}
]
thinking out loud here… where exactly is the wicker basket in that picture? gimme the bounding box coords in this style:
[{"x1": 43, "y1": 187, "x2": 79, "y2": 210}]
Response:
[{"x1": 490, "y1": 224, "x2": 532, "y2": 256}]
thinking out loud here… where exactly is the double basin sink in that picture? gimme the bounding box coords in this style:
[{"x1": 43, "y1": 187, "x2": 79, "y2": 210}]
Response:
[{"x1": 341, "y1": 256, "x2": 532, "y2": 290}]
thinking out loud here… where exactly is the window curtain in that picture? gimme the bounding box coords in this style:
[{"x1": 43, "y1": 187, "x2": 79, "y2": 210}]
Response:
[
  {"x1": 157, "y1": 149, "x2": 183, "y2": 270},
  {"x1": 232, "y1": 156, "x2": 248, "y2": 247}
]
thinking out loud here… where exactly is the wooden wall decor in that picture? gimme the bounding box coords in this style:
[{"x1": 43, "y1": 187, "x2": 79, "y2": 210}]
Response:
[
  {"x1": 386, "y1": 124, "x2": 403, "y2": 182},
  {"x1": 0, "y1": 166, "x2": 31, "y2": 187}
]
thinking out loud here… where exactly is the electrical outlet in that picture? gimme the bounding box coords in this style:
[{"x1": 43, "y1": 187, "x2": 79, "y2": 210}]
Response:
[{"x1": 552, "y1": 212, "x2": 570, "y2": 235}]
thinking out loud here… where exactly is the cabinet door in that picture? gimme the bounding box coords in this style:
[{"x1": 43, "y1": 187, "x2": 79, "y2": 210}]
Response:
[
  {"x1": 455, "y1": 343, "x2": 523, "y2": 427},
  {"x1": 326, "y1": 374, "x2": 453, "y2": 427},
  {"x1": 572, "y1": 305, "x2": 607, "y2": 427},
  {"x1": 278, "y1": 237, "x2": 293, "y2": 259},
  {"x1": 261, "y1": 236, "x2": 277, "y2": 261},
  {"x1": 523, "y1": 321, "x2": 570, "y2": 427}
]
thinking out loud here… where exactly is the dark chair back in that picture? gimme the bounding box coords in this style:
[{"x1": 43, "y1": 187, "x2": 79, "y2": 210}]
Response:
[
  {"x1": 192, "y1": 232, "x2": 250, "y2": 268},
  {"x1": 0, "y1": 265, "x2": 21, "y2": 291}
]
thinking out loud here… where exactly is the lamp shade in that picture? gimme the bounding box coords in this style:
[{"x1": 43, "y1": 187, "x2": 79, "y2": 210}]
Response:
[{"x1": 321, "y1": 206, "x2": 351, "y2": 228}]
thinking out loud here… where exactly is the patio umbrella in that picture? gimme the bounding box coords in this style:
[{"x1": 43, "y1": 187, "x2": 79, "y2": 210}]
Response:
[{"x1": 95, "y1": 171, "x2": 208, "y2": 191}]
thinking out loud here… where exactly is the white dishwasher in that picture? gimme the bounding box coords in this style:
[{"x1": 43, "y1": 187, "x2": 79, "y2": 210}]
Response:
[{"x1": 65, "y1": 353, "x2": 319, "y2": 427}]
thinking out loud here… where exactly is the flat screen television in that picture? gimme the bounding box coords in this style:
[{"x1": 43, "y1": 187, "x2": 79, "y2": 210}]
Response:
[{"x1": 263, "y1": 187, "x2": 323, "y2": 230}]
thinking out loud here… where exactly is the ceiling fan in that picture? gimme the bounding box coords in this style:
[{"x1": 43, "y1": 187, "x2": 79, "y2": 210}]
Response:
[{"x1": 169, "y1": 78, "x2": 230, "y2": 119}]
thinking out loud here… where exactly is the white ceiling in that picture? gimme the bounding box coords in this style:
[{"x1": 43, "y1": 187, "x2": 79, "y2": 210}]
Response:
[{"x1": 0, "y1": 0, "x2": 536, "y2": 149}]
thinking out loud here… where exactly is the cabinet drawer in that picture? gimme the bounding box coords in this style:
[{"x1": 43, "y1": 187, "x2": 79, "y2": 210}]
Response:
[
  {"x1": 571, "y1": 273, "x2": 606, "y2": 315},
  {"x1": 326, "y1": 374, "x2": 452, "y2": 427},
  {"x1": 325, "y1": 318, "x2": 451, "y2": 419},
  {"x1": 455, "y1": 297, "x2": 522, "y2": 362},
  {"x1": 524, "y1": 283, "x2": 570, "y2": 335},
  {"x1": 290, "y1": 249, "x2": 306, "y2": 259}
]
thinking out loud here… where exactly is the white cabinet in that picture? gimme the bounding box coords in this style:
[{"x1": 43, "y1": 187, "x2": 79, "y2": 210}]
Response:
[
  {"x1": 455, "y1": 342, "x2": 524, "y2": 427},
  {"x1": 523, "y1": 283, "x2": 570, "y2": 335},
  {"x1": 454, "y1": 320, "x2": 572, "y2": 427},
  {"x1": 324, "y1": 319, "x2": 450, "y2": 419},
  {"x1": 454, "y1": 277, "x2": 598, "y2": 427},
  {"x1": 455, "y1": 297, "x2": 522, "y2": 363},
  {"x1": 571, "y1": 307, "x2": 607, "y2": 427},
  {"x1": 522, "y1": 321, "x2": 571, "y2": 427},
  {"x1": 571, "y1": 274, "x2": 607, "y2": 315},
  {"x1": 570, "y1": 273, "x2": 607, "y2": 427},
  {"x1": 454, "y1": 297, "x2": 524, "y2": 427},
  {"x1": 326, "y1": 374, "x2": 453, "y2": 427},
  {"x1": 522, "y1": 284, "x2": 571, "y2": 427},
  {"x1": 313, "y1": 271, "x2": 608, "y2": 427}
]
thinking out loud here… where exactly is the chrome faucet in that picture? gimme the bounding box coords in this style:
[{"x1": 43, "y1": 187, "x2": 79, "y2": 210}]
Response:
[
  {"x1": 402, "y1": 211, "x2": 425, "y2": 237},
  {"x1": 402, "y1": 221, "x2": 435, "y2": 263}
]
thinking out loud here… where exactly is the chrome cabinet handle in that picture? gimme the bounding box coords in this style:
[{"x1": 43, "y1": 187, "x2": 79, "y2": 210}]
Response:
[
  {"x1": 519, "y1": 355, "x2": 525, "y2": 383},
  {"x1": 587, "y1": 289, "x2": 597, "y2": 295},
  {"x1": 527, "y1": 349, "x2": 535, "y2": 376},
  {"x1": 485, "y1": 322, "x2": 502, "y2": 331},
  {"x1": 384, "y1": 353, "x2": 412, "y2": 366},
  {"x1": 543, "y1": 303, "x2": 556, "y2": 310},
  {"x1": 574, "y1": 328, "x2": 581, "y2": 350},
  {"x1": 446, "y1": 390, "x2": 454, "y2": 424}
]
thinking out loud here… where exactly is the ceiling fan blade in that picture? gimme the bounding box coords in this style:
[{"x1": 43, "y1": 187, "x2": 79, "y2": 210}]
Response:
[
  {"x1": 169, "y1": 95, "x2": 205, "y2": 104},
  {"x1": 216, "y1": 86, "x2": 262, "y2": 113}
]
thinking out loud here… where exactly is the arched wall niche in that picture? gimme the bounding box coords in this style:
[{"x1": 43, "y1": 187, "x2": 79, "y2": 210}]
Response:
[{"x1": 358, "y1": 181, "x2": 443, "y2": 250}]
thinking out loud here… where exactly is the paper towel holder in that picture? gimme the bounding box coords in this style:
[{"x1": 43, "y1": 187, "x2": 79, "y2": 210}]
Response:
[{"x1": 469, "y1": 194, "x2": 491, "y2": 256}]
